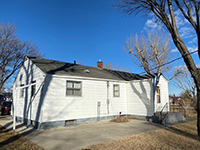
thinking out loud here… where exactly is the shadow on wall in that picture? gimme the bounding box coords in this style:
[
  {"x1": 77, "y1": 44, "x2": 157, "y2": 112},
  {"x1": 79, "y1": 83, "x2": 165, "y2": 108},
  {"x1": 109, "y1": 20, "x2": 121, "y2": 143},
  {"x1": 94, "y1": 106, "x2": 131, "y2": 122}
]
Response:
[
  {"x1": 22, "y1": 59, "x2": 33, "y2": 124},
  {"x1": 129, "y1": 74, "x2": 161, "y2": 117},
  {"x1": 21, "y1": 60, "x2": 78, "y2": 129}
]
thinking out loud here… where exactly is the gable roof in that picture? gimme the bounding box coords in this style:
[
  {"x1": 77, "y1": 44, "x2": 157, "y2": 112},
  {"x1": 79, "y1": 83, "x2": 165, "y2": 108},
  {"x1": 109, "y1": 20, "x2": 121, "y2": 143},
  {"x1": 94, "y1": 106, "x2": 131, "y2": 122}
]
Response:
[{"x1": 27, "y1": 56, "x2": 156, "y2": 81}]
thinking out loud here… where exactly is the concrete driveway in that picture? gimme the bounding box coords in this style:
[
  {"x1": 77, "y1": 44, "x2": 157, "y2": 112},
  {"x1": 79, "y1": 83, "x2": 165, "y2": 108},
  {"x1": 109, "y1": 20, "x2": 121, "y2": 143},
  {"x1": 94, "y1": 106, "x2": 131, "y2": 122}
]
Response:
[{"x1": 0, "y1": 116, "x2": 167, "y2": 150}]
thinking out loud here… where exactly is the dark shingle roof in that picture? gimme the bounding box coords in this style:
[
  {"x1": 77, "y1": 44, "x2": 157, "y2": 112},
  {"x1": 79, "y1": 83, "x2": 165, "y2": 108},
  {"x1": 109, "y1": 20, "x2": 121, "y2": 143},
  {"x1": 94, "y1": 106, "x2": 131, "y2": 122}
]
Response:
[{"x1": 28, "y1": 56, "x2": 156, "y2": 81}]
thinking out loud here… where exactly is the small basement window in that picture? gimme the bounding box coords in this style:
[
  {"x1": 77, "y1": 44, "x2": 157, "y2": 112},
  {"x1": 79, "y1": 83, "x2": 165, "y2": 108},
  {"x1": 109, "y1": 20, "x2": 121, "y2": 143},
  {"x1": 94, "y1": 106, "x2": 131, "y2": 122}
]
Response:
[
  {"x1": 66, "y1": 81, "x2": 82, "y2": 96},
  {"x1": 65, "y1": 120, "x2": 76, "y2": 126},
  {"x1": 113, "y1": 84, "x2": 120, "y2": 97},
  {"x1": 156, "y1": 86, "x2": 161, "y2": 103}
]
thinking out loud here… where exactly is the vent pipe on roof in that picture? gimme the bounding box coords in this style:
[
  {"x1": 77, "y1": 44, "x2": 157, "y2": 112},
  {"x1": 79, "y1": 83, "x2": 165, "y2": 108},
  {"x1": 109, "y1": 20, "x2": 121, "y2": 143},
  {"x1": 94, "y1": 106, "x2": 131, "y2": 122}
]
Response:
[
  {"x1": 74, "y1": 60, "x2": 76, "y2": 64},
  {"x1": 97, "y1": 59, "x2": 103, "y2": 69}
]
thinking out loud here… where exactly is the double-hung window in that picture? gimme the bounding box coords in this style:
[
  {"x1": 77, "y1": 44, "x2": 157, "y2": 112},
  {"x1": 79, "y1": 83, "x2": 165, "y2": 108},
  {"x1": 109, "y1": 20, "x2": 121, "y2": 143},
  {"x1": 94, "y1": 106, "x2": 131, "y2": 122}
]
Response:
[
  {"x1": 113, "y1": 84, "x2": 120, "y2": 97},
  {"x1": 66, "y1": 81, "x2": 81, "y2": 96},
  {"x1": 156, "y1": 86, "x2": 161, "y2": 103}
]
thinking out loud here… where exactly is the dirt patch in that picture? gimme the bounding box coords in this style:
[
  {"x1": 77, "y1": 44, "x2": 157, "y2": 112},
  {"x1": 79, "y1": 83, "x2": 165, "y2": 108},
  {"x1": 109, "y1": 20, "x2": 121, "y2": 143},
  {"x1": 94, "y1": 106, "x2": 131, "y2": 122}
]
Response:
[
  {"x1": 110, "y1": 116, "x2": 146, "y2": 123},
  {"x1": 110, "y1": 117, "x2": 129, "y2": 123},
  {"x1": 0, "y1": 125, "x2": 43, "y2": 150},
  {"x1": 82, "y1": 120, "x2": 200, "y2": 150}
]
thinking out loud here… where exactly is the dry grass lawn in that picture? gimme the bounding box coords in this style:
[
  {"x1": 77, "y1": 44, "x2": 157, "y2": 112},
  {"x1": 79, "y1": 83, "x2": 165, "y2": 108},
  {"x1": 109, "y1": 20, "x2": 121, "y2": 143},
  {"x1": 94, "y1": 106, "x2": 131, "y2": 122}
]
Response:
[
  {"x1": 82, "y1": 120, "x2": 200, "y2": 150},
  {"x1": 0, "y1": 125, "x2": 43, "y2": 150}
]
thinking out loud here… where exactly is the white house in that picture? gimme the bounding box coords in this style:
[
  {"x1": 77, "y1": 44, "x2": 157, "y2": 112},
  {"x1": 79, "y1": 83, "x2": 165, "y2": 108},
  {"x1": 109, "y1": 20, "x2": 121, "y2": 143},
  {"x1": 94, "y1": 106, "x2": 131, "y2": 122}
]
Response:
[{"x1": 13, "y1": 56, "x2": 169, "y2": 129}]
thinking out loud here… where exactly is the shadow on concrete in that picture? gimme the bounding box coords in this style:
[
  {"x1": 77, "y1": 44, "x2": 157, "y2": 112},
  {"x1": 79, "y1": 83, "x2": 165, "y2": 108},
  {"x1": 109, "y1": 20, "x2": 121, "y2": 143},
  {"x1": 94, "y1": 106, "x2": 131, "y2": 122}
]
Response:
[
  {"x1": 0, "y1": 116, "x2": 6, "y2": 119},
  {"x1": 3, "y1": 120, "x2": 13, "y2": 129},
  {"x1": 0, "y1": 58, "x2": 78, "y2": 148}
]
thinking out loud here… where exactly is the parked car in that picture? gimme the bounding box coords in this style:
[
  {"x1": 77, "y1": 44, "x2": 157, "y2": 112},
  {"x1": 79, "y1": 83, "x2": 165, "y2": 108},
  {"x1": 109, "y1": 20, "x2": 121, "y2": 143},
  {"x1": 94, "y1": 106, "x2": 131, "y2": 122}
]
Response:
[{"x1": 0, "y1": 101, "x2": 12, "y2": 115}]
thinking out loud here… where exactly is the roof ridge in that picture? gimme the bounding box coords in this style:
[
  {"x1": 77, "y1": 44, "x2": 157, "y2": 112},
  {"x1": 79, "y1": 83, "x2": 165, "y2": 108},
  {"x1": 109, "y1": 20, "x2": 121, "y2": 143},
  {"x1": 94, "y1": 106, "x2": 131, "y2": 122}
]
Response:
[{"x1": 28, "y1": 56, "x2": 155, "y2": 81}]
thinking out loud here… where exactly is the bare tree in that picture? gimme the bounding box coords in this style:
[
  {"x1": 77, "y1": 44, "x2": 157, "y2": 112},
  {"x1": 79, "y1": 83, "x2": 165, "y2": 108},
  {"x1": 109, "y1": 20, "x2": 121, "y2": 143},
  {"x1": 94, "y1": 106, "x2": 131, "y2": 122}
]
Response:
[
  {"x1": 114, "y1": 0, "x2": 200, "y2": 136},
  {"x1": 173, "y1": 66, "x2": 197, "y2": 109},
  {"x1": 104, "y1": 62, "x2": 131, "y2": 72},
  {"x1": 0, "y1": 23, "x2": 43, "y2": 91},
  {"x1": 124, "y1": 30, "x2": 171, "y2": 75}
]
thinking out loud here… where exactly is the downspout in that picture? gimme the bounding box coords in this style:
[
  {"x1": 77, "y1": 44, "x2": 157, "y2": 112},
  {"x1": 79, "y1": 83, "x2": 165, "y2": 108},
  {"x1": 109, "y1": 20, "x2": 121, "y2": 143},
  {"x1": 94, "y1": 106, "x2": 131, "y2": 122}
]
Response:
[
  {"x1": 107, "y1": 81, "x2": 109, "y2": 114},
  {"x1": 152, "y1": 78, "x2": 155, "y2": 114},
  {"x1": 153, "y1": 73, "x2": 161, "y2": 114}
]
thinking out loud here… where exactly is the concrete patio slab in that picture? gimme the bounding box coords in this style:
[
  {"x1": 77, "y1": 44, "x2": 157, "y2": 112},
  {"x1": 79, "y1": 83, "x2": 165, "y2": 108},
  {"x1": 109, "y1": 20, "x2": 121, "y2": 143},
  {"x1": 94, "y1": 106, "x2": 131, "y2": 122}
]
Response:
[{"x1": 0, "y1": 116, "x2": 196, "y2": 150}]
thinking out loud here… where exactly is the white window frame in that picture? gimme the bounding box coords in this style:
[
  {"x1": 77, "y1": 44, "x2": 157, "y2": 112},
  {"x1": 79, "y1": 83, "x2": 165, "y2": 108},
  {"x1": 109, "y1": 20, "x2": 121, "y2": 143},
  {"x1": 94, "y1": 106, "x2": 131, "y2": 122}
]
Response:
[
  {"x1": 66, "y1": 80, "x2": 82, "y2": 96},
  {"x1": 113, "y1": 84, "x2": 120, "y2": 97},
  {"x1": 156, "y1": 86, "x2": 161, "y2": 103},
  {"x1": 31, "y1": 81, "x2": 36, "y2": 97}
]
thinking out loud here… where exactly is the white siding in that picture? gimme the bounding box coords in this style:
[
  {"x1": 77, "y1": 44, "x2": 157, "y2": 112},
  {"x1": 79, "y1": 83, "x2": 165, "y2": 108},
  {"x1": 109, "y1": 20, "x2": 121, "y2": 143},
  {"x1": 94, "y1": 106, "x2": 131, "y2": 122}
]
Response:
[
  {"x1": 127, "y1": 79, "x2": 154, "y2": 116},
  {"x1": 155, "y1": 75, "x2": 169, "y2": 112},
  {"x1": 109, "y1": 82, "x2": 127, "y2": 115},
  {"x1": 13, "y1": 58, "x2": 44, "y2": 122},
  {"x1": 42, "y1": 78, "x2": 127, "y2": 122},
  {"x1": 13, "y1": 58, "x2": 169, "y2": 124}
]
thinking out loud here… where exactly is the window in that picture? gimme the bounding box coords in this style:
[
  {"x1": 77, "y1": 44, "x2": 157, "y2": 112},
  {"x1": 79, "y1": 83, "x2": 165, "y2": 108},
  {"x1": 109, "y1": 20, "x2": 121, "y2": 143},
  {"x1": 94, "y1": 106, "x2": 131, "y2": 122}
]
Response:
[
  {"x1": 156, "y1": 86, "x2": 161, "y2": 103},
  {"x1": 20, "y1": 84, "x2": 24, "y2": 98},
  {"x1": 31, "y1": 84, "x2": 36, "y2": 97},
  {"x1": 113, "y1": 84, "x2": 120, "y2": 97},
  {"x1": 20, "y1": 88, "x2": 24, "y2": 98},
  {"x1": 66, "y1": 81, "x2": 81, "y2": 96}
]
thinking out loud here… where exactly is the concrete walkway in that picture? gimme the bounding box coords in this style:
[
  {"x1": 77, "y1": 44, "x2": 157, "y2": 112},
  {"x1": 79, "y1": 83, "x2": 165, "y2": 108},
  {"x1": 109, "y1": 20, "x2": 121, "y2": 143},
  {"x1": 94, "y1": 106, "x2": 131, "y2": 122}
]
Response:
[{"x1": 0, "y1": 116, "x2": 196, "y2": 150}]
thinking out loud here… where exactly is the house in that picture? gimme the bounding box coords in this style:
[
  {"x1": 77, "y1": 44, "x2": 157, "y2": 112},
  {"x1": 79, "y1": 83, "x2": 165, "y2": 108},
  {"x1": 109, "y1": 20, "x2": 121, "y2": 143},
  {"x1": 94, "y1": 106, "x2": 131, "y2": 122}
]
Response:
[
  {"x1": 13, "y1": 56, "x2": 169, "y2": 129},
  {"x1": 0, "y1": 92, "x2": 12, "y2": 103},
  {"x1": 169, "y1": 97, "x2": 181, "y2": 105}
]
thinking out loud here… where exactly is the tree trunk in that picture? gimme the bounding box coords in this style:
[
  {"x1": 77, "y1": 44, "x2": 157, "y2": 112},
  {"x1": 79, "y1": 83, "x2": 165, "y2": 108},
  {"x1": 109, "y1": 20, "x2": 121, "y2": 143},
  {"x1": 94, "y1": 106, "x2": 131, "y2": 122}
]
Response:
[{"x1": 197, "y1": 84, "x2": 200, "y2": 136}]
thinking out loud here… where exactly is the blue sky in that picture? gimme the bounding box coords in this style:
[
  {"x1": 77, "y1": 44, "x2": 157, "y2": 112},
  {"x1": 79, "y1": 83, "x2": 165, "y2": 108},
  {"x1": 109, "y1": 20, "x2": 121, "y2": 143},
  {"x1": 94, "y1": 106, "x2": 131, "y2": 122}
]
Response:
[{"x1": 1, "y1": 0, "x2": 199, "y2": 95}]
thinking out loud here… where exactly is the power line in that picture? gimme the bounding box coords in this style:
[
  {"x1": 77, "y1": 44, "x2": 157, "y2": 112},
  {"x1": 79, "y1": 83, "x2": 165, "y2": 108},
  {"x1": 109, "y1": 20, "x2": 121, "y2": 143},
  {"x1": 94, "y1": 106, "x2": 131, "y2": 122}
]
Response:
[{"x1": 139, "y1": 50, "x2": 198, "y2": 75}]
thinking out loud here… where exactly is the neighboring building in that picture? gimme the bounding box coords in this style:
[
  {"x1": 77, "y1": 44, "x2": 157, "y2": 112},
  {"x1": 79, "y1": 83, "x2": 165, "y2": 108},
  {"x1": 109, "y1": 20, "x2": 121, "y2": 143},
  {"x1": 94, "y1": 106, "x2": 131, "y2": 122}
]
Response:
[
  {"x1": 13, "y1": 56, "x2": 169, "y2": 129},
  {"x1": 0, "y1": 92, "x2": 12, "y2": 103},
  {"x1": 169, "y1": 97, "x2": 181, "y2": 105}
]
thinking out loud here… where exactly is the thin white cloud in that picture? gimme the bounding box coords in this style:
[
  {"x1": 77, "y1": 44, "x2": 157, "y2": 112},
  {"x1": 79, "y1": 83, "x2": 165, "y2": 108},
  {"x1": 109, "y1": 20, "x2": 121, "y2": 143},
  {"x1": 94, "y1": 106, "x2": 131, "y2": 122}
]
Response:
[
  {"x1": 187, "y1": 46, "x2": 198, "y2": 53},
  {"x1": 188, "y1": 37, "x2": 197, "y2": 44},
  {"x1": 171, "y1": 46, "x2": 197, "y2": 54},
  {"x1": 174, "y1": 65, "x2": 187, "y2": 70},
  {"x1": 144, "y1": 15, "x2": 163, "y2": 30},
  {"x1": 145, "y1": 19, "x2": 158, "y2": 28},
  {"x1": 174, "y1": 10, "x2": 190, "y2": 28},
  {"x1": 171, "y1": 48, "x2": 178, "y2": 52},
  {"x1": 179, "y1": 26, "x2": 195, "y2": 39}
]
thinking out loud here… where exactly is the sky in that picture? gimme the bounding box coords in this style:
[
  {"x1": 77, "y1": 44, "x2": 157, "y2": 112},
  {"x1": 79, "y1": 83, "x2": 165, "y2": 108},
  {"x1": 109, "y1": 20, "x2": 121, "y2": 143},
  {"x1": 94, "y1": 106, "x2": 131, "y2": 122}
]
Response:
[{"x1": 1, "y1": 0, "x2": 199, "y2": 95}]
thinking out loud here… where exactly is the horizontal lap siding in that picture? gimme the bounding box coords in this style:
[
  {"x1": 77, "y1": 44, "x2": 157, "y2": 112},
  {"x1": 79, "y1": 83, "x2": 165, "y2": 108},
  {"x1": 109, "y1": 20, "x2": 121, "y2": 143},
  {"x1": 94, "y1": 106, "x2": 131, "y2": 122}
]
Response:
[
  {"x1": 13, "y1": 58, "x2": 44, "y2": 122},
  {"x1": 127, "y1": 79, "x2": 154, "y2": 116},
  {"x1": 109, "y1": 82, "x2": 127, "y2": 115},
  {"x1": 42, "y1": 78, "x2": 127, "y2": 122},
  {"x1": 14, "y1": 59, "x2": 170, "y2": 123},
  {"x1": 156, "y1": 76, "x2": 169, "y2": 112}
]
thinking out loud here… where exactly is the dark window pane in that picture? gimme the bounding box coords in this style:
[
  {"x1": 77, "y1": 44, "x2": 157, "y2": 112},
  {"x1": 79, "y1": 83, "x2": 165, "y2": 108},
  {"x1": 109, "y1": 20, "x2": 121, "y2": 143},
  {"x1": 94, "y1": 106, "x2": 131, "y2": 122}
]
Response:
[
  {"x1": 67, "y1": 89, "x2": 73, "y2": 96},
  {"x1": 66, "y1": 81, "x2": 82, "y2": 96},
  {"x1": 31, "y1": 84, "x2": 36, "y2": 97}
]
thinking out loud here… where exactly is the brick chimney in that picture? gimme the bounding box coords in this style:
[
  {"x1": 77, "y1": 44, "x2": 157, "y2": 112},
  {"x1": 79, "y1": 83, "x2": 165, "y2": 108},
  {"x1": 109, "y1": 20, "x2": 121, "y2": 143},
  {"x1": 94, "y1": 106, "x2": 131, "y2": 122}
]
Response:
[{"x1": 97, "y1": 60, "x2": 103, "y2": 69}]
